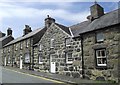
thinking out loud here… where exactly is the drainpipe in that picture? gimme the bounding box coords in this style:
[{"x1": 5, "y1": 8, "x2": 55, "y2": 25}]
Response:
[
  {"x1": 80, "y1": 34, "x2": 85, "y2": 79},
  {"x1": 12, "y1": 45, "x2": 14, "y2": 67},
  {"x1": 30, "y1": 38, "x2": 34, "y2": 70},
  {"x1": 31, "y1": 45, "x2": 34, "y2": 70}
]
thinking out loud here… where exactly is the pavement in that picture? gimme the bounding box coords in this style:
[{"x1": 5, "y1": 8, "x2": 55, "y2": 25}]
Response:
[{"x1": 2, "y1": 66, "x2": 118, "y2": 85}]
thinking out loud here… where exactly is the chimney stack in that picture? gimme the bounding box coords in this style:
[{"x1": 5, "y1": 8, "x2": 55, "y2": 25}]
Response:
[
  {"x1": 23, "y1": 25, "x2": 32, "y2": 35},
  {"x1": 7, "y1": 28, "x2": 12, "y2": 36},
  {"x1": 45, "y1": 15, "x2": 55, "y2": 28},
  {"x1": 89, "y1": 2, "x2": 104, "y2": 21}
]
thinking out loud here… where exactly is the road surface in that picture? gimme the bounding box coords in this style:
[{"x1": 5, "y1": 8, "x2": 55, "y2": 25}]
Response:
[{"x1": 0, "y1": 67, "x2": 67, "y2": 85}]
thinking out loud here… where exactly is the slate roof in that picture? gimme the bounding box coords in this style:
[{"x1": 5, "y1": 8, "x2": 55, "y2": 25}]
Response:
[
  {"x1": 55, "y1": 23, "x2": 71, "y2": 35},
  {"x1": 4, "y1": 23, "x2": 71, "y2": 47},
  {"x1": 0, "y1": 36, "x2": 10, "y2": 41},
  {"x1": 80, "y1": 9, "x2": 120, "y2": 34},
  {"x1": 70, "y1": 8, "x2": 120, "y2": 36},
  {"x1": 0, "y1": 35, "x2": 13, "y2": 41},
  {"x1": 4, "y1": 27, "x2": 47, "y2": 47},
  {"x1": 0, "y1": 35, "x2": 14, "y2": 48},
  {"x1": 70, "y1": 21, "x2": 91, "y2": 37}
]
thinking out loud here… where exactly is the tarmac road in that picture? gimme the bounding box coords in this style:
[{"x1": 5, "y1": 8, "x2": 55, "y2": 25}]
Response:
[{"x1": 1, "y1": 67, "x2": 67, "y2": 85}]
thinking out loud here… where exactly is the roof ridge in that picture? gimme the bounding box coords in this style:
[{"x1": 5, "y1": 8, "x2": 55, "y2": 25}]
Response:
[{"x1": 55, "y1": 23, "x2": 69, "y2": 28}]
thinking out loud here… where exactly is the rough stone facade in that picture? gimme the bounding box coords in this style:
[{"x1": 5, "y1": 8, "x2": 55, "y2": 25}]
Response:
[
  {"x1": 82, "y1": 26, "x2": 120, "y2": 82},
  {"x1": 0, "y1": 29, "x2": 14, "y2": 66},
  {"x1": 3, "y1": 38, "x2": 33, "y2": 70},
  {"x1": 1, "y1": 3, "x2": 119, "y2": 83},
  {"x1": 33, "y1": 23, "x2": 82, "y2": 78}
]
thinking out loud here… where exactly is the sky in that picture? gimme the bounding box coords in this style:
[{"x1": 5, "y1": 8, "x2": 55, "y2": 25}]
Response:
[{"x1": 0, "y1": 0, "x2": 119, "y2": 38}]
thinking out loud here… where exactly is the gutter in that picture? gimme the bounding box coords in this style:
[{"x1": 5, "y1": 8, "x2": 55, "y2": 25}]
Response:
[{"x1": 80, "y1": 34, "x2": 85, "y2": 79}]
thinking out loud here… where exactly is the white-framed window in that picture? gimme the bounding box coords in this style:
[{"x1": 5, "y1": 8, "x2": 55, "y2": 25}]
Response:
[
  {"x1": 66, "y1": 52, "x2": 73, "y2": 64},
  {"x1": 50, "y1": 39, "x2": 54, "y2": 48},
  {"x1": 8, "y1": 47, "x2": 10, "y2": 52},
  {"x1": 39, "y1": 44, "x2": 42, "y2": 51},
  {"x1": 38, "y1": 54, "x2": 43, "y2": 64},
  {"x1": 96, "y1": 49, "x2": 107, "y2": 66},
  {"x1": 24, "y1": 53, "x2": 30, "y2": 63},
  {"x1": 96, "y1": 32, "x2": 104, "y2": 42},
  {"x1": 66, "y1": 38, "x2": 71, "y2": 46},
  {"x1": 15, "y1": 44, "x2": 17, "y2": 51},
  {"x1": 20, "y1": 42, "x2": 23, "y2": 49},
  {"x1": 26, "y1": 40, "x2": 29, "y2": 48}
]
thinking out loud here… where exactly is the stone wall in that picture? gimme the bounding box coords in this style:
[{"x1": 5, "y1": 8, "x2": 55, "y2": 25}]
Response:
[
  {"x1": 83, "y1": 26, "x2": 120, "y2": 82},
  {"x1": 33, "y1": 23, "x2": 82, "y2": 78},
  {"x1": 3, "y1": 38, "x2": 34, "y2": 70}
]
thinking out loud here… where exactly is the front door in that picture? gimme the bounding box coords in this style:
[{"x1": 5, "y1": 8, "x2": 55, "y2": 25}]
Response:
[
  {"x1": 4, "y1": 57, "x2": 6, "y2": 66},
  {"x1": 20, "y1": 56, "x2": 23, "y2": 69},
  {"x1": 50, "y1": 54, "x2": 56, "y2": 73}
]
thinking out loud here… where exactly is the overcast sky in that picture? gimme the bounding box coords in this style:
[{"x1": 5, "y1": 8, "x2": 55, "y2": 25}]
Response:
[{"x1": 0, "y1": 0, "x2": 118, "y2": 38}]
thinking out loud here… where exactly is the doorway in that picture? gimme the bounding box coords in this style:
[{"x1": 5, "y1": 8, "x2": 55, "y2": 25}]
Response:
[
  {"x1": 4, "y1": 57, "x2": 6, "y2": 66},
  {"x1": 20, "y1": 56, "x2": 23, "y2": 69},
  {"x1": 50, "y1": 54, "x2": 56, "y2": 73}
]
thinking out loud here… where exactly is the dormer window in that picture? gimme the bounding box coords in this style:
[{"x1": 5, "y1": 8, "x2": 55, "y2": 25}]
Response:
[
  {"x1": 96, "y1": 32, "x2": 104, "y2": 43},
  {"x1": 50, "y1": 39, "x2": 54, "y2": 48}
]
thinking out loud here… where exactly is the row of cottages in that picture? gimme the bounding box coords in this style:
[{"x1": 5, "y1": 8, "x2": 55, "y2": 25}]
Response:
[
  {"x1": 33, "y1": 3, "x2": 120, "y2": 82},
  {"x1": 2, "y1": 3, "x2": 120, "y2": 82},
  {"x1": 0, "y1": 29, "x2": 14, "y2": 66},
  {"x1": 2, "y1": 25, "x2": 47, "y2": 69}
]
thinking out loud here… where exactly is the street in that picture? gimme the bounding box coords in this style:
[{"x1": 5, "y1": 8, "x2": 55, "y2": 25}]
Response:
[{"x1": 0, "y1": 67, "x2": 67, "y2": 85}]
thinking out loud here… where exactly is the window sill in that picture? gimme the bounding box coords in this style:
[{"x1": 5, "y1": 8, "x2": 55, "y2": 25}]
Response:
[
  {"x1": 39, "y1": 62, "x2": 43, "y2": 64},
  {"x1": 96, "y1": 40, "x2": 104, "y2": 43},
  {"x1": 97, "y1": 64, "x2": 107, "y2": 66},
  {"x1": 50, "y1": 47, "x2": 54, "y2": 49},
  {"x1": 66, "y1": 45, "x2": 71, "y2": 47},
  {"x1": 96, "y1": 65, "x2": 107, "y2": 70},
  {"x1": 66, "y1": 61, "x2": 73, "y2": 64}
]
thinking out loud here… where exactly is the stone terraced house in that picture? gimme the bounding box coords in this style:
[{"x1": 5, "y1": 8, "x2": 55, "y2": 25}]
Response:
[
  {"x1": 1, "y1": 3, "x2": 120, "y2": 82},
  {"x1": 3, "y1": 25, "x2": 47, "y2": 69},
  {"x1": 33, "y1": 15, "x2": 83, "y2": 78},
  {"x1": 33, "y1": 3, "x2": 120, "y2": 82},
  {"x1": 78, "y1": 3, "x2": 120, "y2": 82},
  {"x1": 0, "y1": 28, "x2": 14, "y2": 66}
]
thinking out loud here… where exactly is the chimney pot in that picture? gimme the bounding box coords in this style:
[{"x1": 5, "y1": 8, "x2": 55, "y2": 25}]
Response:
[
  {"x1": 23, "y1": 25, "x2": 32, "y2": 35},
  {"x1": 7, "y1": 28, "x2": 12, "y2": 36},
  {"x1": 45, "y1": 15, "x2": 55, "y2": 28}
]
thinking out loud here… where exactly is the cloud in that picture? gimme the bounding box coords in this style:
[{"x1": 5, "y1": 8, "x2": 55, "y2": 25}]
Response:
[
  {"x1": 0, "y1": 0, "x2": 119, "y2": 2},
  {"x1": 0, "y1": 1, "x2": 118, "y2": 39},
  {"x1": 0, "y1": 2, "x2": 89, "y2": 22},
  {"x1": 0, "y1": 2, "x2": 90, "y2": 38}
]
